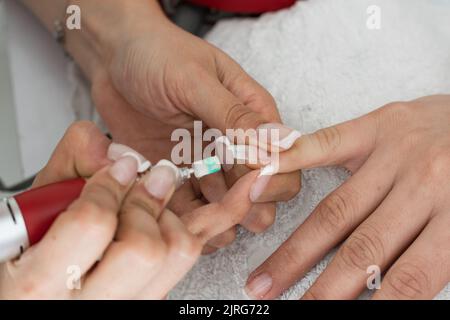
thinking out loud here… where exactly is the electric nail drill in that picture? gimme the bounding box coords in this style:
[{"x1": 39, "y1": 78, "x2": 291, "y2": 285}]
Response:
[
  {"x1": 0, "y1": 178, "x2": 86, "y2": 263},
  {"x1": 0, "y1": 156, "x2": 222, "y2": 263}
]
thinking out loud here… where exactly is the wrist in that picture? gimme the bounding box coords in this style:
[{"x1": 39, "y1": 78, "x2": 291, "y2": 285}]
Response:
[{"x1": 70, "y1": 0, "x2": 170, "y2": 64}]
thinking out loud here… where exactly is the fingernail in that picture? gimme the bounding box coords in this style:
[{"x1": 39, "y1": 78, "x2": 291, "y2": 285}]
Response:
[
  {"x1": 250, "y1": 175, "x2": 271, "y2": 202},
  {"x1": 109, "y1": 156, "x2": 139, "y2": 185},
  {"x1": 144, "y1": 165, "x2": 176, "y2": 200},
  {"x1": 259, "y1": 163, "x2": 278, "y2": 176},
  {"x1": 215, "y1": 136, "x2": 235, "y2": 170},
  {"x1": 257, "y1": 123, "x2": 301, "y2": 150},
  {"x1": 107, "y1": 143, "x2": 151, "y2": 173},
  {"x1": 245, "y1": 273, "x2": 272, "y2": 300}
]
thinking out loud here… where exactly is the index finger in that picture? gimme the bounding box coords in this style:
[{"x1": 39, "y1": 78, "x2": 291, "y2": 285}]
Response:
[
  {"x1": 182, "y1": 170, "x2": 259, "y2": 243},
  {"x1": 267, "y1": 113, "x2": 377, "y2": 175}
]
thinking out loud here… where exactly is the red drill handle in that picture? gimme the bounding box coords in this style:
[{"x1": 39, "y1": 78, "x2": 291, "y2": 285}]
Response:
[
  {"x1": 187, "y1": 0, "x2": 296, "y2": 13},
  {"x1": 14, "y1": 178, "x2": 86, "y2": 245}
]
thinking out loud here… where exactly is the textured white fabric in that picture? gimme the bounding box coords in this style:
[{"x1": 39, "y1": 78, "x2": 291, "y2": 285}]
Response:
[{"x1": 171, "y1": 0, "x2": 450, "y2": 299}]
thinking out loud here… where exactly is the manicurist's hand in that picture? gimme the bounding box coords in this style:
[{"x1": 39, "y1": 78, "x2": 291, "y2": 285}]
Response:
[
  {"x1": 21, "y1": 0, "x2": 301, "y2": 252},
  {"x1": 0, "y1": 122, "x2": 202, "y2": 299},
  {"x1": 89, "y1": 0, "x2": 301, "y2": 251},
  {"x1": 245, "y1": 95, "x2": 450, "y2": 300}
]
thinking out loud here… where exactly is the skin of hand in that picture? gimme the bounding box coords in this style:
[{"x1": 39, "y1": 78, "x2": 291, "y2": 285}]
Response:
[
  {"x1": 245, "y1": 95, "x2": 450, "y2": 300},
  {"x1": 0, "y1": 121, "x2": 262, "y2": 299},
  {"x1": 0, "y1": 121, "x2": 200, "y2": 299},
  {"x1": 58, "y1": 0, "x2": 301, "y2": 252}
]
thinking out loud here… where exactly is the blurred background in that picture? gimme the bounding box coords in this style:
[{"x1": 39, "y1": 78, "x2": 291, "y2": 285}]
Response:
[{"x1": 0, "y1": 0, "x2": 76, "y2": 195}]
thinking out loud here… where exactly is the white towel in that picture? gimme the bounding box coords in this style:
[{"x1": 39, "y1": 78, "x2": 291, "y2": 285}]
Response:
[{"x1": 171, "y1": 0, "x2": 450, "y2": 299}]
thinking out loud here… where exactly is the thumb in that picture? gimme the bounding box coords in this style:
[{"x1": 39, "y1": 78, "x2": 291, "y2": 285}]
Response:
[
  {"x1": 190, "y1": 76, "x2": 268, "y2": 132},
  {"x1": 274, "y1": 113, "x2": 378, "y2": 173}
]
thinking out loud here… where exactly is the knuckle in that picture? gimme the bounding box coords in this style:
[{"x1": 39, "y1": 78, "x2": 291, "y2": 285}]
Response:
[
  {"x1": 381, "y1": 101, "x2": 411, "y2": 118},
  {"x1": 422, "y1": 148, "x2": 450, "y2": 184},
  {"x1": 170, "y1": 232, "x2": 203, "y2": 259},
  {"x1": 244, "y1": 206, "x2": 276, "y2": 233},
  {"x1": 378, "y1": 102, "x2": 414, "y2": 127},
  {"x1": 254, "y1": 209, "x2": 276, "y2": 231},
  {"x1": 65, "y1": 121, "x2": 97, "y2": 142},
  {"x1": 62, "y1": 121, "x2": 99, "y2": 155},
  {"x1": 315, "y1": 190, "x2": 354, "y2": 234},
  {"x1": 273, "y1": 173, "x2": 302, "y2": 201},
  {"x1": 386, "y1": 262, "x2": 430, "y2": 299},
  {"x1": 118, "y1": 234, "x2": 167, "y2": 269},
  {"x1": 338, "y1": 225, "x2": 384, "y2": 272},
  {"x1": 122, "y1": 194, "x2": 159, "y2": 219},
  {"x1": 68, "y1": 201, "x2": 117, "y2": 239},
  {"x1": 224, "y1": 103, "x2": 259, "y2": 130},
  {"x1": 208, "y1": 229, "x2": 236, "y2": 248},
  {"x1": 280, "y1": 240, "x2": 304, "y2": 267},
  {"x1": 83, "y1": 181, "x2": 122, "y2": 210},
  {"x1": 397, "y1": 128, "x2": 426, "y2": 153},
  {"x1": 313, "y1": 126, "x2": 342, "y2": 156}
]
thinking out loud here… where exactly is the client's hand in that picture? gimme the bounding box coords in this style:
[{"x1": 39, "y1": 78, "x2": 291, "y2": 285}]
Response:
[
  {"x1": 246, "y1": 95, "x2": 450, "y2": 300},
  {"x1": 0, "y1": 122, "x2": 202, "y2": 299}
]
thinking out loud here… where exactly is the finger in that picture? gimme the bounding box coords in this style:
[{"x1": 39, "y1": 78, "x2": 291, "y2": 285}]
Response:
[
  {"x1": 107, "y1": 142, "x2": 151, "y2": 173},
  {"x1": 80, "y1": 165, "x2": 178, "y2": 299},
  {"x1": 80, "y1": 219, "x2": 166, "y2": 299},
  {"x1": 198, "y1": 171, "x2": 228, "y2": 203},
  {"x1": 215, "y1": 51, "x2": 281, "y2": 123},
  {"x1": 202, "y1": 245, "x2": 219, "y2": 255},
  {"x1": 225, "y1": 161, "x2": 301, "y2": 203},
  {"x1": 207, "y1": 227, "x2": 237, "y2": 249},
  {"x1": 168, "y1": 181, "x2": 205, "y2": 216},
  {"x1": 168, "y1": 181, "x2": 211, "y2": 252},
  {"x1": 137, "y1": 210, "x2": 202, "y2": 299},
  {"x1": 303, "y1": 178, "x2": 432, "y2": 300},
  {"x1": 250, "y1": 171, "x2": 301, "y2": 203},
  {"x1": 122, "y1": 165, "x2": 177, "y2": 221},
  {"x1": 241, "y1": 203, "x2": 277, "y2": 234},
  {"x1": 190, "y1": 75, "x2": 267, "y2": 134},
  {"x1": 6, "y1": 157, "x2": 138, "y2": 298},
  {"x1": 270, "y1": 113, "x2": 378, "y2": 174},
  {"x1": 223, "y1": 165, "x2": 278, "y2": 233},
  {"x1": 245, "y1": 152, "x2": 395, "y2": 299},
  {"x1": 33, "y1": 121, "x2": 111, "y2": 188},
  {"x1": 182, "y1": 170, "x2": 259, "y2": 243},
  {"x1": 197, "y1": 171, "x2": 241, "y2": 249},
  {"x1": 223, "y1": 164, "x2": 252, "y2": 186},
  {"x1": 373, "y1": 215, "x2": 450, "y2": 300}
]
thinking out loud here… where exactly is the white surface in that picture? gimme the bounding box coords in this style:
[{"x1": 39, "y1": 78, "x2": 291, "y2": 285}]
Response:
[
  {"x1": 4, "y1": 0, "x2": 76, "y2": 178},
  {"x1": 171, "y1": 0, "x2": 450, "y2": 299},
  {"x1": 0, "y1": 0, "x2": 22, "y2": 186}
]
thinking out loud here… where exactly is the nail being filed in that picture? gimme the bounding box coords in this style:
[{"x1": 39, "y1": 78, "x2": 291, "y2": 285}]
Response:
[
  {"x1": 122, "y1": 151, "x2": 151, "y2": 173},
  {"x1": 273, "y1": 130, "x2": 302, "y2": 150},
  {"x1": 259, "y1": 164, "x2": 277, "y2": 176},
  {"x1": 155, "y1": 156, "x2": 222, "y2": 187}
]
